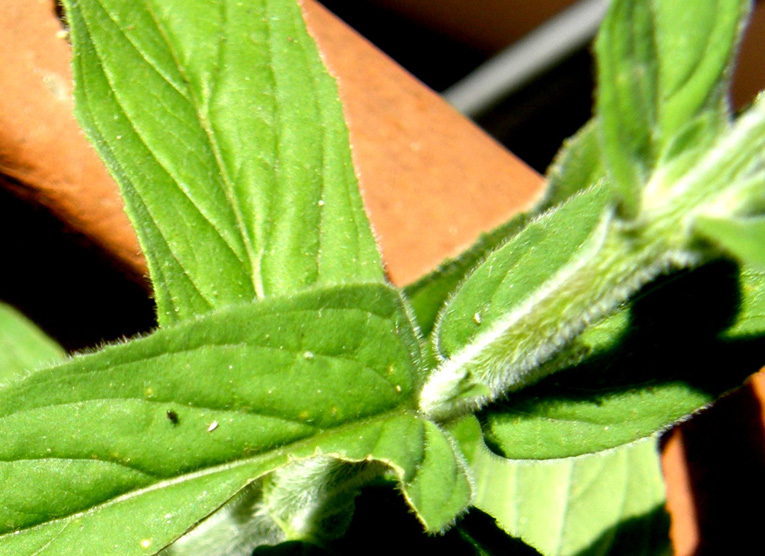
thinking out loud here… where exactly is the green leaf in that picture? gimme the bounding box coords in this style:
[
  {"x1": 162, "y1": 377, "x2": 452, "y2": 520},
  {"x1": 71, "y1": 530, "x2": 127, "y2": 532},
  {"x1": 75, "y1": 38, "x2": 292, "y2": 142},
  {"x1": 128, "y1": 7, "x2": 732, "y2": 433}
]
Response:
[
  {"x1": 595, "y1": 0, "x2": 657, "y2": 214},
  {"x1": 695, "y1": 215, "x2": 765, "y2": 270},
  {"x1": 595, "y1": 0, "x2": 748, "y2": 216},
  {"x1": 723, "y1": 267, "x2": 765, "y2": 338},
  {"x1": 434, "y1": 185, "x2": 610, "y2": 360},
  {"x1": 0, "y1": 285, "x2": 470, "y2": 554},
  {"x1": 0, "y1": 303, "x2": 65, "y2": 386},
  {"x1": 540, "y1": 119, "x2": 608, "y2": 212},
  {"x1": 479, "y1": 260, "x2": 764, "y2": 458},
  {"x1": 421, "y1": 185, "x2": 614, "y2": 419},
  {"x1": 481, "y1": 384, "x2": 708, "y2": 461},
  {"x1": 406, "y1": 119, "x2": 611, "y2": 340},
  {"x1": 405, "y1": 118, "x2": 610, "y2": 341},
  {"x1": 651, "y1": 1, "x2": 747, "y2": 142},
  {"x1": 404, "y1": 214, "x2": 529, "y2": 338},
  {"x1": 162, "y1": 457, "x2": 377, "y2": 554},
  {"x1": 64, "y1": 0, "x2": 384, "y2": 325},
  {"x1": 452, "y1": 418, "x2": 671, "y2": 556}
]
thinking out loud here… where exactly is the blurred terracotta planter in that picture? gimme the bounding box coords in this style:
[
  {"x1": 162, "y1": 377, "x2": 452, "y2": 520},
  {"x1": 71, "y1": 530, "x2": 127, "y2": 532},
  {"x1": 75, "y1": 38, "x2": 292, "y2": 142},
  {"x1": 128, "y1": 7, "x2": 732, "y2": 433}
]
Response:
[{"x1": 1, "y1": 1, "x2": 764, "y2": 554}]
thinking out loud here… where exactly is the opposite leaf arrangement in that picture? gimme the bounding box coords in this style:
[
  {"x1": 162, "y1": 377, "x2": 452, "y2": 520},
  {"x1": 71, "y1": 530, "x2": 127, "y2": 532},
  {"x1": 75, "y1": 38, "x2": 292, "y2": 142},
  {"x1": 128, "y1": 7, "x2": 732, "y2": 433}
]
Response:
[{"x1": 2, "y1": 0, "x2": 765, "y2": 555}]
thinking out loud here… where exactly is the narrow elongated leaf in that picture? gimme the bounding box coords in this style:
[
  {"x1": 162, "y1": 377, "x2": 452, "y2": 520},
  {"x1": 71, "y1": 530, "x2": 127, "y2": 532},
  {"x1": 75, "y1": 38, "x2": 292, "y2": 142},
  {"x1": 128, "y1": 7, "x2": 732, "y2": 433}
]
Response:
[
  {"x1": 405, "y1": 120, "x2": 609, "y2": 339},
  {"x1": 452, "y1": 418, "x2": 670, "y2": 556},
  {"x1": 651, "y1": 1, "x2": 747, "y2": 141},
  {"x1": 695, "y1": 215, "x2": 765, "y2": 270},
  {"x1": 0, "y1": 285, "x2": 470, "y2": 554},
  {"x1": 405, "y1": 118, "x2": 609, "y2": 340},
  {"x1": 0, "y1": 303, "x2": 65, "y2": 386},
  {"x1": 421, "y1": 185, "x2": 614, "y2": 419},
  {"x1": 540, "y1": 119, "x2": 608, "y2": 212},
  {"x1": 595, "y1": 0, "x2": 748, "y2": 216},
  {"x1": 404, "y1": 214, "x2": 529, "y2": 338},
  {"x1": 64, "y1": 0, "x2": 384, "y2": 325},
  {"x1": 595, "y1": 0, "x2": 656, "y2": 214},
  {"x1": 434, "y1": 186, "x2": 611, "y2": 360}
]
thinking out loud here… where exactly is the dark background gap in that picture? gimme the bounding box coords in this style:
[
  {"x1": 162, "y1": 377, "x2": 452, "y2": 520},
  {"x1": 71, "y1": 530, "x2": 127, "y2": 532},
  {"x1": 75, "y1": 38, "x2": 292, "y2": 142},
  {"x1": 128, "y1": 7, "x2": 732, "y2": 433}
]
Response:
[{"x1": 318, "y1": 0, "x2": 595, "y2": 173}]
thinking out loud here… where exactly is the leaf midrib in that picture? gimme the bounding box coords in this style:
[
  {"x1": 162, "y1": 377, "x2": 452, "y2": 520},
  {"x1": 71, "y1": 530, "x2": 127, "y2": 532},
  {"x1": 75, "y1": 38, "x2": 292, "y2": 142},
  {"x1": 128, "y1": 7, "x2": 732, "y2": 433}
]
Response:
[
  {"x1": 75, "y1": 8, "x2": 239, "y2": 314},
  {"x1": 93, "y1": 0, "x2": 262, "y2": 301},
  {"x1": 145, "y1": 0, "x2": 266, "y2": 299}
]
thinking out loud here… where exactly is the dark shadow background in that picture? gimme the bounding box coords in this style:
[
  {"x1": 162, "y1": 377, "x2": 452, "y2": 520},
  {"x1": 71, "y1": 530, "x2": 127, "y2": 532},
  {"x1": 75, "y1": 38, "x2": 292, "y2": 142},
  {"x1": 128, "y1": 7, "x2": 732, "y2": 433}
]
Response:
[
  {"x1": 318, "y1": 0, "x2": 595, "y2": 174},
  {"x1": 0, "y1": 177, "x2": 155, "y2": 352}
]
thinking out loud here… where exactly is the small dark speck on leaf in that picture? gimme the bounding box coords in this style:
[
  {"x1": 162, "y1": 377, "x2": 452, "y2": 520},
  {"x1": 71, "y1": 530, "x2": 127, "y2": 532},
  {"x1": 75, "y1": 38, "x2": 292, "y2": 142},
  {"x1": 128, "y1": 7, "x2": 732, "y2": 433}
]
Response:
[{"x1": 166, "y1": 409, "x2": 179, "y2": 425}]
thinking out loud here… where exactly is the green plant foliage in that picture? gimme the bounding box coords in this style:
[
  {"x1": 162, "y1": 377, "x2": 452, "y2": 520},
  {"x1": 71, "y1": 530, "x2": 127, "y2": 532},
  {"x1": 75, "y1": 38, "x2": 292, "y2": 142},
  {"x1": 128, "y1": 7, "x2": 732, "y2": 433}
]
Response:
[
  {"x1": 404, "y1": 115, "x2": 607, "y2": 349},
  {"x1": 0, "y1": 303, "x2": 64, "y2": 386},
  {"x1": 404, "y1": 213, "x2": 529, "y2": 339},
  {"x1": 421, "y1": 185, "x2": 614, "y2": 419},
  {"x1": 419, "y1": 0, "x2": 765, "y2": 451},
  {"x1": 3, "y1": 0, "x2": 765, "y2": 554},
  {"x1": 404, "y1": 118, "x2": 607, "y2": 342},
  {"x1": 450, "y1": 417, "x2": 671, "y2": 556},
  {"x1": 595, "y1": 0, "x2": 749, "y2": 216},
  {"x1": 405, "y1": 117, "x2": 607, "y2": 344},
  {"x1": 68, "y1": 0, "x2": 383, "y2": 326},
  {"x1": 724, "y1": 268, "x2": 765, "y2": 338},
  {"x1": 478, "y1": 261, "x2": 765, "y2": 459},
  {"x1": 541, "y1": 120, "x2": 608, "y2": 211},
  {"x1": 695, "y1": 215, "x2": 765, "y2": 269},
  {"x1": 0, "y1": 285, "x2": 470, "y2": 554}
]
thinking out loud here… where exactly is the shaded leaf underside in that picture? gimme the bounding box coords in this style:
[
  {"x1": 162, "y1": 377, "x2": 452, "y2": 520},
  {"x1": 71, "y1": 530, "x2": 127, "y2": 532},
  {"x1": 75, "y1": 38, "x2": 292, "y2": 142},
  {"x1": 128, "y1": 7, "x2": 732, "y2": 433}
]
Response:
[{"x1": 453, "y1": 416, "x2": 669, "y2": 556}]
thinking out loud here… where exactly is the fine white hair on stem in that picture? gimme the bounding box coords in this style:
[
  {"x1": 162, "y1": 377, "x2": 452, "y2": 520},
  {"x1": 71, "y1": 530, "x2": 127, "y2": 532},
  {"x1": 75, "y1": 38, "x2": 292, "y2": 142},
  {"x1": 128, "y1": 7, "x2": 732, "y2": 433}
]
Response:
[{"x1": 419, "y1": 205, "x2": 700, "y2": 421}]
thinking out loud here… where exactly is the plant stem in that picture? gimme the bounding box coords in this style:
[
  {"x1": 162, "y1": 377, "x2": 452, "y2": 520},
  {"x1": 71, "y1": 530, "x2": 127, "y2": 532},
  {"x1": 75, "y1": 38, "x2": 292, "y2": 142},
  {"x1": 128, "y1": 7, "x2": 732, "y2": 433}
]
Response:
[{"x1": 421, "y1": 96, "x2": 765, "y2": 422}]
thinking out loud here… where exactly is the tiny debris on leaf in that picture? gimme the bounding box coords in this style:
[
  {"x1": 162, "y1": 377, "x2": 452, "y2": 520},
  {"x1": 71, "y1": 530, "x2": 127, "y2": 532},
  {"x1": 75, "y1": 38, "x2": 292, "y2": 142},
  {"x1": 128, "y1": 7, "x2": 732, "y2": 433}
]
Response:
[{"x1": 166, "y1": 410, "x2": 179, "y2": 425}]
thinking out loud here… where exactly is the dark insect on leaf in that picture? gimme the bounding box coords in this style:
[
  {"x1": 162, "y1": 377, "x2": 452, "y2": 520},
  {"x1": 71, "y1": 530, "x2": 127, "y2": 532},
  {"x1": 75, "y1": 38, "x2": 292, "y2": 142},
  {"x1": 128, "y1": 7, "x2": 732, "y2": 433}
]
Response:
[{"x1": 166, "y1": 409, "x2": 179, "y2": 425}]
